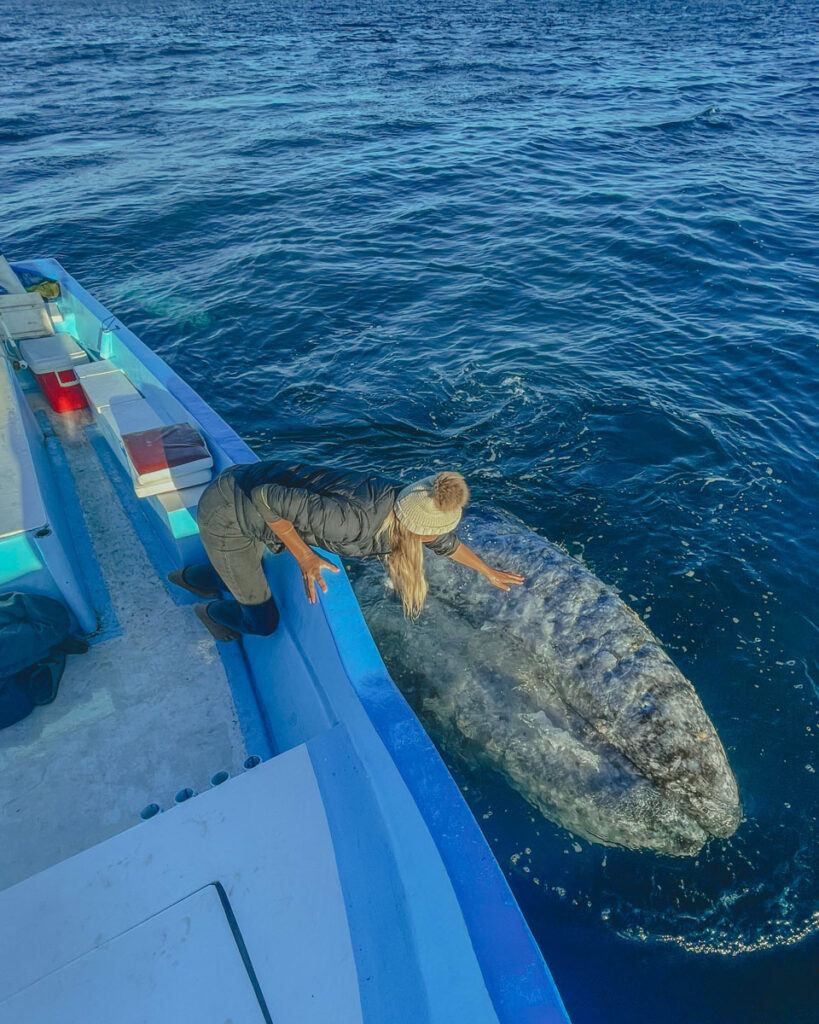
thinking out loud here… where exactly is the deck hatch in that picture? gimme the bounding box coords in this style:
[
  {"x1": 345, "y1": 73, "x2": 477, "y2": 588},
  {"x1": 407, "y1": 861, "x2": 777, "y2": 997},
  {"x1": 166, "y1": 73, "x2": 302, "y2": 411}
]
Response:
[{"x1": 0, "y1": 885, "x2": 271, "y2": 1024}]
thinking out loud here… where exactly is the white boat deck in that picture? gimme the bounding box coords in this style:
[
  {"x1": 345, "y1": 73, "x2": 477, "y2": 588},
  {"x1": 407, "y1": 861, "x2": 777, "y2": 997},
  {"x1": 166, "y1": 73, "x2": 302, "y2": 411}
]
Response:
[
  {"x1": 0, "y1": 746, "x2": 362, "y2": 1024},
  {"x1": 0, "y1": 398, "x2": 246, "y2": 891}
]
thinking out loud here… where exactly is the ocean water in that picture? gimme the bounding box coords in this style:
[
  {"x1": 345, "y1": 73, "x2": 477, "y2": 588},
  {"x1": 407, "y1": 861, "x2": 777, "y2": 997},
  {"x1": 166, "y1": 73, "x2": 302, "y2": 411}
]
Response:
[{"x1": 2, "y1": 1, "x2": 816, "y2": 1020}]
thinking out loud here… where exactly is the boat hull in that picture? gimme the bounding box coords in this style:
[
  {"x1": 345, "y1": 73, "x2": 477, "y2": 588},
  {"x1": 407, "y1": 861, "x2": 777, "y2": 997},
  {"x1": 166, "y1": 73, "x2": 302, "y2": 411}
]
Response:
[{"x1": 0, "y1": 258, "x2": 570, "y2": 1024}]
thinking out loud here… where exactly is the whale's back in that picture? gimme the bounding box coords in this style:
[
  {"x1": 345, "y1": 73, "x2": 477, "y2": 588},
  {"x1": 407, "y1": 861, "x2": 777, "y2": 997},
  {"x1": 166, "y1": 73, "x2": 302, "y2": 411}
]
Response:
[{"x1": 354, "y1": 511, "x2": 741, "y2": 854}]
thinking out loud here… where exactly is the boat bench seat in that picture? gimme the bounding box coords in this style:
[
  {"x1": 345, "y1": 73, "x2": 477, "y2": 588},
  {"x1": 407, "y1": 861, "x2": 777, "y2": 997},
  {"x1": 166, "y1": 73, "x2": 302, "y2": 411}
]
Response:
[
  {"x1": 0, "y1": 361, "x2": 47, "y2": 543},
  {"x1": 75, "y1": 361, "x2": 213, "y2": 499}
]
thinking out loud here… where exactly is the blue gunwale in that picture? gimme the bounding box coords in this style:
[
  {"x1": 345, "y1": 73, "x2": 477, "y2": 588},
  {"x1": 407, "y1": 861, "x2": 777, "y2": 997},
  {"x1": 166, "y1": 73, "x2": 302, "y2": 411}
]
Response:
[{"x1": 12, "y1": 258, "x2": 570, "y2": 1023}]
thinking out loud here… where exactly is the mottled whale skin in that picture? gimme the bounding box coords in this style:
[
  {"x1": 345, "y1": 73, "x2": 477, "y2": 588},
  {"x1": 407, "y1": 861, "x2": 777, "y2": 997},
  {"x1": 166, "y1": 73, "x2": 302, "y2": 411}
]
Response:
[{"x1": 354, "y1": 511, "x2": 741, "y2": 856}]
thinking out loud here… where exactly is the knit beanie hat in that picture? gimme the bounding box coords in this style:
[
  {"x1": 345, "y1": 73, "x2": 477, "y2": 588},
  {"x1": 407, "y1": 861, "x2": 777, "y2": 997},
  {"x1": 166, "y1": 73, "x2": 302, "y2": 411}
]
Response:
[{"x1": 394, "y1": 472, "x2": 470, "y2": 536}]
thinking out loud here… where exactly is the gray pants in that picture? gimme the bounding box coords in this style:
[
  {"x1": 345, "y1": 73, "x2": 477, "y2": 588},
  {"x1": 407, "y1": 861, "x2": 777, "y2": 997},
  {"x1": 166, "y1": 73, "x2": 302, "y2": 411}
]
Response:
[{"x1": 196, "y1": 469, "x2": 272, "y2": 607}]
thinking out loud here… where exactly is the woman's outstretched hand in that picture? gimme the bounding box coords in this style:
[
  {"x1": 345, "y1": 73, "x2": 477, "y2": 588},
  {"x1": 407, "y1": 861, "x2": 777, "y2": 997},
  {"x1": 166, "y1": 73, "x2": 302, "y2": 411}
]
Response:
[
  {"x1": 483, "y1": 567, "x2": 526, "y2": 592},
  {"x1": 449, "y1": 543, "x2": 525, "y2": 593},
  {"x1": 299, "y1": 552, "x2": 340, "y2": 604}
]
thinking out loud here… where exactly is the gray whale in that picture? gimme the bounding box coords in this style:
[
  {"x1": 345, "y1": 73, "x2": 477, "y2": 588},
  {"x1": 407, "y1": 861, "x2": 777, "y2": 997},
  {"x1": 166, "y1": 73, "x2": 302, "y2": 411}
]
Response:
[{"x1": 353, "y1": 511, "x2": 741, "y2": 856}]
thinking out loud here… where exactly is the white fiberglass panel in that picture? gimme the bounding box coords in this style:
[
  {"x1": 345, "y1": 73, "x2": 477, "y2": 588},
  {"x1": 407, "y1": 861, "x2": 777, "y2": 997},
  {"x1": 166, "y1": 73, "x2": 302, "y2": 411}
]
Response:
[{"x1": 0, "y1": 886, "x2": 268, "y2": 1024}]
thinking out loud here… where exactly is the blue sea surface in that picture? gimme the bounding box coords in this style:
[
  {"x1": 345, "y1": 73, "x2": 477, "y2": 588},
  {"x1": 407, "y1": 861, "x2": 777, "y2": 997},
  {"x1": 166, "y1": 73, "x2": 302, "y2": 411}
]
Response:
[{"x1": 2, "y1": 1, "x2": 816, "y2": 1020}]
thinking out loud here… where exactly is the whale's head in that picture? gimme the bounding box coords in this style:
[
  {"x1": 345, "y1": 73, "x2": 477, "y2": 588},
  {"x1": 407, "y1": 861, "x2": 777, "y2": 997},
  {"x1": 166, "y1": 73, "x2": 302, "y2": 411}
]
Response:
[{"x1": 606, "y1": 641, "x2": 742, "y2": 847}]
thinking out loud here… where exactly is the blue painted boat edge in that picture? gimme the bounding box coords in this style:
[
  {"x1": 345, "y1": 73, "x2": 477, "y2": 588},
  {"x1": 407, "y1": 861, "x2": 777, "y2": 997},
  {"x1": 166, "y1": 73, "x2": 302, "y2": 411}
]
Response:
[
  {"x1": 3, "y1": 364, "x2": 99, "y2": 634},
  {"x1": 318, "y1": 575, "x2": 571, "y2": 1024},
  {"x1": 18, "y1": 258, "x2": 570, "y2": 1023}
]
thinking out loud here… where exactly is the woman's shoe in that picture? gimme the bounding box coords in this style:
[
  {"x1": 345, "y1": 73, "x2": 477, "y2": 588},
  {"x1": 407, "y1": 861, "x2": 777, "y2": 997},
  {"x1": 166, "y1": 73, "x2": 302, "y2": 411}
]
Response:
[
  {"x1": 169, "y1": 565, "x2": 222, "y2": 599},
  {"x1": 194, "y1": 596, "x2": 279, "y2": 641},
  {"x1": 194, "y1": 603, "x2": 241, "y2": 642},
  {"x1": 239, "y1": 596, "x2": 280, "y2": 637}
]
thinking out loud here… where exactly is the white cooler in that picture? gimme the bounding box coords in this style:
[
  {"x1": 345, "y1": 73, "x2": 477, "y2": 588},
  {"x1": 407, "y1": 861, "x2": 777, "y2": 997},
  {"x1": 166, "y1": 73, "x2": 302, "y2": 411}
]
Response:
[{"x1": 0, "y1": 292, "x2": 54, "y2": 341}]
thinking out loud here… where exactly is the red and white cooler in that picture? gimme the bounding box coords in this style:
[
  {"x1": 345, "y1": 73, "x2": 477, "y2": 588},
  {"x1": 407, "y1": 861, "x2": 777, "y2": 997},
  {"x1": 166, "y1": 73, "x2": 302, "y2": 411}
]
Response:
[{"x1": 19, "y1": 333, "x2": 90, "y2": 413}]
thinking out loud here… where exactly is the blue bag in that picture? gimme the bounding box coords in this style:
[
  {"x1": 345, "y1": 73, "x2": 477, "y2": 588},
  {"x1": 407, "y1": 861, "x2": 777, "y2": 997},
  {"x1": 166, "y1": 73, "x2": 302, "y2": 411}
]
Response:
[{"x1": 0, "y1": 592, "x2": 88, "y2": 729}]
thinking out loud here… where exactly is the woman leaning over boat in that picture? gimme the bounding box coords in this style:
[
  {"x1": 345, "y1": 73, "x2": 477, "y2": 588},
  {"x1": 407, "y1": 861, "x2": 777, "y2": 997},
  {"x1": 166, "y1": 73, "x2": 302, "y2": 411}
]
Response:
[{"x1": 170, "y1": 463, "x2": 524, "y2": 641}]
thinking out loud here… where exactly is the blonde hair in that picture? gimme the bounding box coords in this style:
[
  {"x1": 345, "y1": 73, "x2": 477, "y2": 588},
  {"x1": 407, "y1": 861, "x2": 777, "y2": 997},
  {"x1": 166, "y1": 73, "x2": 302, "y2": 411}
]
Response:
[
  {"x1": 381, "y1": 472, "x2": 470, "y2": 619},
  {"x1": 382, "y1": 513, "x2": 428, "y2": 619}
]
